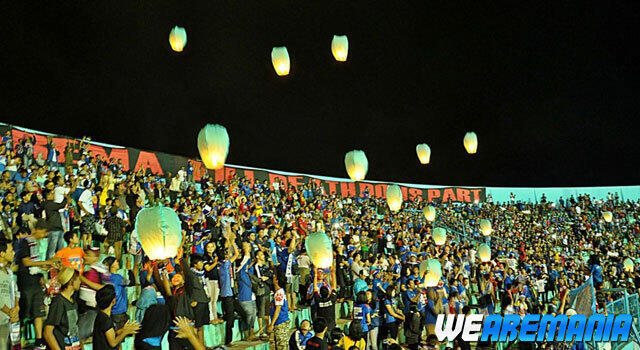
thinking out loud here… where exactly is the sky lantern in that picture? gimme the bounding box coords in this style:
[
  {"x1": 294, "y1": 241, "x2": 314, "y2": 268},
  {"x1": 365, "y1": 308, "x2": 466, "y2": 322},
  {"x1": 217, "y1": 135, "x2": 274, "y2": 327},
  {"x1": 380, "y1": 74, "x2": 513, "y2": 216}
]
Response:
[
  {"x1": 271, "y1": 47, "x2": 290, "y2": 76},
  {"x1": 197, "y1": 124, "x2": 230, "y2": 170},
  {"x1": 331, "y1": 35, "x2": 349, "y2": 61},
  {"x1": 386, "y1": 184, "x2": 403, "y2": 212},
  {"x1": 463, "y1": 132, "x2": 478, "y2": 154},
  {"x1": 624, "y1": 258, "x2": 634, "y2": 272},
  {"x1": 305, "y1": 231, "x2": 333, "y2": 268},
  {"x1": 423, "y1": 205, "x2": 436, "y2": 222},
  {"x1": 135, "y1": 206, "x2": 182, "y2": 260},
  {"x1": 416, "y1": 143, "x2": 431, "y2": 164},
  {"x1": 432, "y1": 227, "x2": 446, "y2": 245},
  {"x1": 169, "y1": 26, "x2": 187, "y2": 52},
  {"x1": 344, "y1": 150, "x2": 368, "y2": 181},
  {"x1": 480, "y1": 219, "x2": 492, "y2": 236},
  {"x1": 603, "y1": 211, "x2": 613, "y2": 223},
  {"x1": 478, "y1": 243, "x2": 491, "y2": 262},
  {"x1": 424, "y1": 271, "x2": 440, "y2": 287}
]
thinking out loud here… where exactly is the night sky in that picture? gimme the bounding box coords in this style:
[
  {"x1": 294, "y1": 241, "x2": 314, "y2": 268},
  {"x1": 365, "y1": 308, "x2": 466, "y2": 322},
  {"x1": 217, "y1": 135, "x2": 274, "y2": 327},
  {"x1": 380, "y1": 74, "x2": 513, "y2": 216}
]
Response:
[{"x1": 4, "y1": 1, "x2": 640, "y2": 187}]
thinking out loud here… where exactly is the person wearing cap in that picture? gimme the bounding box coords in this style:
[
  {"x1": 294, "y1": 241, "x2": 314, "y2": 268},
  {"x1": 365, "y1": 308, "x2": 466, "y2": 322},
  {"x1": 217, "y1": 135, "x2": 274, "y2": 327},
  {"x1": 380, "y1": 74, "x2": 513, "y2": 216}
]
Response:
[{"x1": 44, "y1": 267, "x2": 81, "y2": 350}]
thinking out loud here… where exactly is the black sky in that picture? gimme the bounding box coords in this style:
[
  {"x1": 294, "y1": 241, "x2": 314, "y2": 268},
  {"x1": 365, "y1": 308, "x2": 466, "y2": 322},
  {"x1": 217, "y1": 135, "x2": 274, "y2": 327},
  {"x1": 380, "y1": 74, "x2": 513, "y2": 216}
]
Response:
[{"x1": 3, "y1": 1, "x2": 640, "y2": 187}]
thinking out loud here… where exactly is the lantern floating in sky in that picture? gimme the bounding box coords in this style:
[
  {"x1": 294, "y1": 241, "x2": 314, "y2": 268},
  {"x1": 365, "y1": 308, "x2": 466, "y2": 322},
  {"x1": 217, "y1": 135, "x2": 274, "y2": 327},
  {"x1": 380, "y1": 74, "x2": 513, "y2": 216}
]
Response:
[
  {"x1": 416, "y1": 144, "x2": 431, "y2": 164},
  {"x1": 603, "y1": 211, "x2": 613, "y2": 223},
  {"x1": 135, "y1": 206, "x2": 183, "y2": 260},
  {"x1": 480, "y1": 219, "x2": 492, "y2": 236},
  {"x1": 271, "y1": 47, "x2": 290, "y2": 76},
  {"x1": 624, "y1": 258, "x2": 634, "y2": 272},
  {"x1": 386, "y1": 184, "x2": 403, "y2": 212},
  {"x1": 305, "y1": 231, "x2": 333, "y2": 268},
  {"x1": 331, "y1": 35, "x2": 349, "y2": 62},
  {"x1": 423, "y1": 205, "x2": 436, "y2": 222},
  {"x1": 432, "y1": 227, "x2": 446, "y2": 246},
  {"x1": 463, "y1": 132, "x2": 478, "y2": 154},
  {"x1": 197, "y1": 124, "x2": 230, "y2": 170},
  {"x1": 169, "y1": 26, "x2": 187, "y2": 52},
  {"x1": 576, "y1": 206, "x2": 582, "y2": 214},
  {"x1": 344, "y1": 150, "x2": 368, "y2": 181},
  {"x1": 478, "y1": 243, "x2": 491, "y2": 262}
]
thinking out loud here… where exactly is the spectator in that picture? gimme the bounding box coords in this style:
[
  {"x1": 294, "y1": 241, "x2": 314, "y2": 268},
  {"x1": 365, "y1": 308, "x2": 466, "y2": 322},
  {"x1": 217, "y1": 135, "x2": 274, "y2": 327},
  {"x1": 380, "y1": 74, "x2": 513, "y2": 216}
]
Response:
[
  {"x1": 93, "y1": 284, "x2": 140, "y2": 350},
  {"x1": 44, "y1": 267, "x2": 81, "y2": 350},
  {"x1": 289, "y1": 319, "x2": 314, "y2": 350}
]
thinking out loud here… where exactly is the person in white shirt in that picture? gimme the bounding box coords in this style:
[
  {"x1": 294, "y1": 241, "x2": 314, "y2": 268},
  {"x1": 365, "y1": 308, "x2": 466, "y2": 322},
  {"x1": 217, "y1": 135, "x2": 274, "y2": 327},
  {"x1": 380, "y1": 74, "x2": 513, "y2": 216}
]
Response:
[
  {"x1": 0, "y1": 241, "x2": 19, "y2": 350},
  {"x1": 78, "y1": 180, "x2": 97, "y2": 248}
]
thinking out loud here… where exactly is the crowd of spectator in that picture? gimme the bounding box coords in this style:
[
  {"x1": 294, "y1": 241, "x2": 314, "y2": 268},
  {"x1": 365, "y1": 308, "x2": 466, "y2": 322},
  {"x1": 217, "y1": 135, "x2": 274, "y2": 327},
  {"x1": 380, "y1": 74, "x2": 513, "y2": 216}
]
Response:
[{"x1": 0, "y1": 131, "x2": 638, "y2": 350}]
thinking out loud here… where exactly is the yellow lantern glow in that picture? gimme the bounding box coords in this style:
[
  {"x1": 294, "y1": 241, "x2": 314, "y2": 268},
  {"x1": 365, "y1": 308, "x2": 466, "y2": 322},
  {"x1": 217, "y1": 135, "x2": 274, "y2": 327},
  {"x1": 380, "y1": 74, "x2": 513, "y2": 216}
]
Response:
[
  {"x1": 624, "y1": 258, "x2": 634, "y2": 272},
  {"x1": 135, "y1": 206, "x2": 183, "y2": 260},
  {"x1": 480, "y1": 219, "x2": 492, "y2": 236},
  {"x1": 432, "y1": 227, "x2": 446, "y2": 245},
  {"x1": 271, "y1": 47, "x2": 290, "y2": 76},
  {"x1": 386, "y1": 184, "x2": 403, "y2": 212},
  {"x1": 423, "y1": 205, "x2": 436, "y2": 222},
  {"x1": 331, "y1": 35, "x2": 349, "y2": 62},
  {"x1": 478, "y1": 243, "x2": 491, "y2": 262},
  {"x1": 169, "y1": 26, "x2": 187, "y2": 52},
  {"x1": 424, "y1": 271, "x2": 440, "y2": 287},
  {"x1": 463, "y1": 132, "x2": 478, "y2": 154},
  {"x1": 344, "y1": 150, "x2": 368, "y2": 181},
  {"x1": 603, "y1": 211, "x2": 613, "y2": 223},
  {"x1": 305, "y1": 231, "x2": 333, "y2": 268},
  {"x1": 197, "y1": 124, "x2": 230, "y2": 170},
  {"x1": 416, "y1": 144, "x2": 431, "y2": 164}
]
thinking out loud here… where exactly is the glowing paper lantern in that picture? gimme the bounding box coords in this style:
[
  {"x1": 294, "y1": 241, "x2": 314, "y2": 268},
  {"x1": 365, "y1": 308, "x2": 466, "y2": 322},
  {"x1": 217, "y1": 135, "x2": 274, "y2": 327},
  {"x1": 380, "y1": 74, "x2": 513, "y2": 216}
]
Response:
[
  {"x1": 386, "y1": 184, "x2": 403, "y2": 212},
  {"x1": 566, "y1": 309, "x2": 577, "y2": 317},
  {"x1": 197, "y1": 124, "x2": 230, "y2": 170},
  {"x1": 624, "y1": 258, "x2": 634, "y2": 272},
  {"x1": 432, "y1": 227, "x2": 446, "y2": 246},
  {"x1": 344, "y1": 150, "x2": 368, "y2": 181},
  {"x1": 480, "y1": 219, "x2": 492, "y2": 236},
  {"x1": 423, "y1": 205, "x2": 436, "y2": 222},
  {"x1": 135, "y1": 206, "x2": 183, "y2": 260},
  {"x1": 305, "y1": 231, "x2": 333, "y2": 268},
  {"x1": 427, "y1": 258, "x2": 442, "y2": 276},
  {"x1": 331, "y1": 35, "x2": 349, "y2": 62},
  {"x1": 463, "y1": 132, "x2": 478, "y2": 154},
  {"x1": 424, "y1": 271, "x2": 440, "y2": 287},
  {"x1": 478, "y1": 243, "x2": 491, "y2": 262},
  {"x1": 169, "y1": 26, "x2": 187, "y2": 52},
  {"x1": 603, "y1": 211, "x2": 613, "y2": 223},
  {"x1": 271, "y1": 47, "x2": 290, "y2": 76},
  {"x1": 416, "y1": 144, "x2": 431, "y2": 164},
  {"x1": 576, "y1": 206, "x2": 582, "y2": 214}
]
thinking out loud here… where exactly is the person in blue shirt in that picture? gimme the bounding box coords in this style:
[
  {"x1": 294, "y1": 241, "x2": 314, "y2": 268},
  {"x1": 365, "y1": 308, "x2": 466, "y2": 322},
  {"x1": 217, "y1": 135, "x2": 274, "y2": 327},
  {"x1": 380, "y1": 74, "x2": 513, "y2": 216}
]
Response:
[
  {"x1": 289, "y1": 319, "x2": 314, "y2": 350},
  {"x1": 102, "y1": 257, "x2": 135, "y2": 331},
  {"x1": 381, "y1": 285, "x2": 404, "y2": 341},
  {"x1": 268, "y1": 271, "x2": 290, "y2": 350},
  {"x1": 218, "y1": 230, "x2": 243, "y2": 346},
  {"x1": 237, "y1": 242, "x2": 258, "y2": 341},
  {"x1": 353, "y1": 291, "x2": 372, "y2": 337}
]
